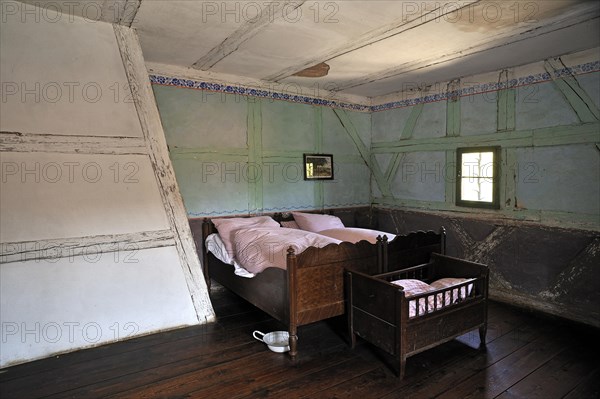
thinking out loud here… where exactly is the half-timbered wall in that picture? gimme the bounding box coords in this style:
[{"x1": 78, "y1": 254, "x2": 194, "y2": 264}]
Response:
[
  {"x1": 370, "y1": 48, "x2": 600, "y2": 327},
  {"x1": 0, "y1": 2, "x2": 214, "y2": 367},
  {"x1": 152, "y1": 83, "x2": 372, "y2": 217}
]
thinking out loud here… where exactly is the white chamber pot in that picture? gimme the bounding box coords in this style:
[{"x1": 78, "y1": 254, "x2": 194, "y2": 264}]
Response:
[{"x1": 252, "y1": 330, "x2": 290, "y2": 353}]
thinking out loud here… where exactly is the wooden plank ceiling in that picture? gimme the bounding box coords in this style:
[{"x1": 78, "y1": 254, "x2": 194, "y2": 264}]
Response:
[{"x1": 19, "y1": 0, "x2": 600, "y2": 99}]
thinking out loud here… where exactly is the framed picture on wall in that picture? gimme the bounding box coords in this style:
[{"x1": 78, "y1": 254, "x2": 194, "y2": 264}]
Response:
[{"x1": 304, "y1": 154, "x2": 334, "y2": 180}]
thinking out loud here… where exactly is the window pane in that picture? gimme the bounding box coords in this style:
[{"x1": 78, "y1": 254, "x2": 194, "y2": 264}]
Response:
[
  {"x1": 461, "y1": 177, "x2": 494, "y2": 202},
  {"x1": 457, "y1": 147, "x2": 499, "y2": 208},
  {"x1": 461, "y1": 151, "x2": 494, "y2": 178}
]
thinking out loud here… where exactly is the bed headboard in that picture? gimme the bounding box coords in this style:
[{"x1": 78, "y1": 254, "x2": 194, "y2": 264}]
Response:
[{"x1": 381, "y1": 227, "x2": 446, "y2": 273}]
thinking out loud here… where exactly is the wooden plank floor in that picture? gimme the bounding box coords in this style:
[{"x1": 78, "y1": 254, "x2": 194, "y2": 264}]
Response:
[{"x1": 1, "y1": 284, "x2": 599, "y2": 399}]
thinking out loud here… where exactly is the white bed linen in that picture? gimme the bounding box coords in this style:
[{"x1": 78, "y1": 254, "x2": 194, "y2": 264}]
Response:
[
  {"x1": 233, "y1": 227, "x2": 341, "y2": 274},
  {"x1": 206, "y1": 228, "x2": 342, "y2": 276},
  {"x1": 317, "y1": 227, "x2": 396, "y2": 244},
  {"x1": 205, "y1": 233, "x2": 255, "y2": 278}
]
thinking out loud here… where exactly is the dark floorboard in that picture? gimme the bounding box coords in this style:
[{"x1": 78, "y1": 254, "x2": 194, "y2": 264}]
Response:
[{"x1": 1, "y1": 283, "x2": 598, "y2": 399}]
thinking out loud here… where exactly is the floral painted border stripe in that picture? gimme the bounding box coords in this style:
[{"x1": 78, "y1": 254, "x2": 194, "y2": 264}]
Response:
[
  {"x1": 188, "y1": 202, "x2": 370, "y2": 217},
  {"x1": 372, "y1": 60, "x2": 600, "y2": 112},
  {"x1": 149, "y1": 60, "x2": 599, "y2": 113},
  {"x1": 149, "y1": 75, "x2": 371, "y2": 112}
]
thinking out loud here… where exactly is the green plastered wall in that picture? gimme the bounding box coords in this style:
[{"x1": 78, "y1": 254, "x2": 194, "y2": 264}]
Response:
[
  {"x1": 152, "y1": 65, "x2": 599, "y2": 225},
  {"x1": 370, "y1": 70, "x2": 600, "y2": 228},
  {"x1": 152, "y1": 85, "x2": 371, "y2": 216}
]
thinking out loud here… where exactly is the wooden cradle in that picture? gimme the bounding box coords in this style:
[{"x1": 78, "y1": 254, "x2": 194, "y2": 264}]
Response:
[
  {"x1": 202, "y1": 218, "x2": 446, "y2": 358},
  {"x1": 346, "y1": 253, "x2": 489, "y2": 379}
]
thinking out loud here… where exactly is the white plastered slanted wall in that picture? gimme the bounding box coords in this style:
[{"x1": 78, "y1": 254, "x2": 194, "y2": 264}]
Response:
[{"x1": 0, "y1": 0, "x2": 214, "y2": 367}]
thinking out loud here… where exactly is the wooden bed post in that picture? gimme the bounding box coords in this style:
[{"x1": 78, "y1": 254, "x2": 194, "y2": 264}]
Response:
[
  {"x1": 377, "y1": 235, "x2": 388, "y2": 274},
  {"x1": 287, "y1": 246, "x2": 299, "y2": 359},
  {"x1": 440, "y1": 226, "x2": 447, "y2": 255}
]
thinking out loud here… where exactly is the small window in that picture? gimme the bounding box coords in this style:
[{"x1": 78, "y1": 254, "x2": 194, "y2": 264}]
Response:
[{"x1": 456, "y1": 147, "x2": 500, "y2": 209}]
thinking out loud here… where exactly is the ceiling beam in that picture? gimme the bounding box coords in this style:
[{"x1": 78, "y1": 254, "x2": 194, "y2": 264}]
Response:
[
  {"x1": 263, "y1": 0, "x2": 481, "y2": 82},
  {"x1": 191, "y1": 1, "x2": 306, "y2": 71},
  {"x1": 333, "y1": 3, "x2": 600, "y2": 92}
]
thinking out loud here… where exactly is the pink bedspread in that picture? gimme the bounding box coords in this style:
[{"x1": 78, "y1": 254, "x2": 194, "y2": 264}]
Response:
[
  {"x1": 317, "y1": 227, "x2": 395, "y2": 244},
  {"x1": 233, "y1": 226, "x2": 341, "y2": 274}
]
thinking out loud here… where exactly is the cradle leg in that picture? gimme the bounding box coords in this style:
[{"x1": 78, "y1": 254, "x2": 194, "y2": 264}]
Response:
[
  {"x1": 398, "y1": 356, "x2": 406, "y2": 380},
  {"x1": 350, "y1": 331, "x2": 357, "y2": 349},
  {"x1": 479, "y1": 324, "x2": 487, "y2": 347}
]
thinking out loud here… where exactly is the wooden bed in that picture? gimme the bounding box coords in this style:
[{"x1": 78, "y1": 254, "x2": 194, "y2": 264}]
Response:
[
  {"x1": 346, "y1": 253, "x2": 489, "y2": 379},
  {"x1": 202, "y1": 217, "x2": 446, "y2": 358}
]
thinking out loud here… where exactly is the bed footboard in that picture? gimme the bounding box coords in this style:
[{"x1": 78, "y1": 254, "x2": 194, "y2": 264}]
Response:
[{"x1": 286, "y1": 241, "x2": 381, "y2": 357}]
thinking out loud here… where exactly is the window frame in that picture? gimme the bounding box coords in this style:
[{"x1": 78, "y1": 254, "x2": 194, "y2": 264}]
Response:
[{"x1": 456, "y1": 146, "x2": 501, "y2": 209}]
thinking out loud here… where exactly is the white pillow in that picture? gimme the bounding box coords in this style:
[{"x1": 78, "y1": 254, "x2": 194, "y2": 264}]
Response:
[
  {"x1": 292, "y1": 212, "x2": 344, "y2": 232},
  {"x1": 212, "y1": 216, "x2": 280, "y2": 256}
]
